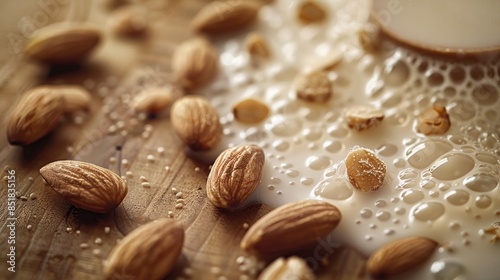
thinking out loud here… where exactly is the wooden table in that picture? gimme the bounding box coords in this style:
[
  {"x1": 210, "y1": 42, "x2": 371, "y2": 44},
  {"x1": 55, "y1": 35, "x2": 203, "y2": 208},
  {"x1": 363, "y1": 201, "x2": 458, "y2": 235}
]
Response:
[{"x1": 0, "y1": 1, "x2": 368, "y2": 279}]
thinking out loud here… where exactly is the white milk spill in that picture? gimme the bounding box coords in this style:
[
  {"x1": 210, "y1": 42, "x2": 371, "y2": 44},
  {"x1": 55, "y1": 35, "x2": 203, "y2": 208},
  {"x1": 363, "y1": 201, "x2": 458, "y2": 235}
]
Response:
[{"x1": 192, "y1": 1, "x2": 500, "y2": 279}]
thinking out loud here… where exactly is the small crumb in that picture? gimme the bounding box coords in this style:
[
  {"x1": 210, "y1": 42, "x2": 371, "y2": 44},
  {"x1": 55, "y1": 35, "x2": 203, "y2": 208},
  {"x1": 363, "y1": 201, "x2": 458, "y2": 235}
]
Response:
[
  {"x1": 157, "y1": 147, "x2": 165, "y2": 154},
  {"x1": 104, "y1": 227, "x2": 111, "y2": 234},
  {"x1": 165, "y1": 166, "x2": 171, "y2": 172},
  {"x1": 27, "y1": 225, "x2": 33, "y2": 231},
  {"x1": 116, "y1": 120, "x2": 125, "y2": 129},
  {"x1": 167, "y1": 211, "x2": 174, "y2": 218},
  {"x1": 108, "y1": 125, "x2": 117, "y2": 134},
  {"x1": 175, "y1": 192, "x2": 183, "y2": 198},
  {"x1": 194, "y1": 167, "x2": 200, "y2": 172},
  {"x1": 242, "y1": 223, "x2": 249, "y2": 229},
  {"x1": 109, "y1": 157, "x2": 117, "y2": 164},
  {"x1": 236, "y1": 256, "x2": 245, "y2": 265},
  {"x1": 139, "y1": 176, "x2": 148, "y2": 182},
  {"x1": 120, "y1": 130, "x2": 128, "y2": 137},
  {"x1": 175, "y1": 203, "x2": 184, "y2": 209},
  {"x1": 121, "y1": 175, "x2": 126, "y2": 180},
  {"x1": 80, "y1": 243, "x2": 89, "y2": 249},
  {"x1": 92, "y1": 249, "x2": 101, "y2": 256},
  {"x1": 125, "y1": 171, "x2": 133, "y2": 178},
  {"x1": 142, "y1": 131, "x2": 151, "y2": 139},
  {"x1": 20, "y1": 196, "x2": 28, "y2": 201},
  {"x1": 121, "y1": 159, "x2": 129, "y2": 166},
  {"x1": 147, "y1": 154, "x2": 155, "y2": 162},
  {"x1": 66, "y1": 146, "x2": 74, "y2": 153},
  {"x1": 28, "y1": 177, "x2": 34, "y2": 182},
  {"x1": 95, "y1": 238, "x2": 103, "y2": 245},
  {"x1": 65, "y1": 227, "x2": 73, "y2": 234},
  {"x1": 141, "y1": 182, "x2": 151, "y2": 188},
  {"x1": 2, "y1": 175, "x2": 7, "y2": 181},
  {"x1": 29, "y1": 193, "x2": 37, "y2": 200},
  {"x1": 144, "y1": 124, "x2": 154, "y2": 132},
  {"x1": 171, "y1": 187, "x2": 178, "y2": 193},
  {"x1": 15, "y1": 192, "x2": 20, "y2": 198},
  {"x1": 176, "y1": 199, "x2": 185, "y2": 204},
  {"x1": 76, "y1": 230, "x2": 81, "y2": 236},
  {"x1": 33, "y1": 214, "x2": 37, "y2": 219}
]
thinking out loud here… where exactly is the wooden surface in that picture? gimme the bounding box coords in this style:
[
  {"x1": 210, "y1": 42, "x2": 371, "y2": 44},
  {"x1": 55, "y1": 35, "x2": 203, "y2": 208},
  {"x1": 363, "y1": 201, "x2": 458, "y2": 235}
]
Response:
[{"x1": 0, "y1": 1, "x2": 368, "y2": 279}]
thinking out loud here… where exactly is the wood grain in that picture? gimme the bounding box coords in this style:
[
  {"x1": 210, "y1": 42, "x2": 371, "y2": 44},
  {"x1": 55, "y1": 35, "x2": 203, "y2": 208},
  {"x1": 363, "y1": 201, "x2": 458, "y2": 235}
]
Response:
[{"x1": 0, "y1": 1, "x2": 369, "y2": 279}]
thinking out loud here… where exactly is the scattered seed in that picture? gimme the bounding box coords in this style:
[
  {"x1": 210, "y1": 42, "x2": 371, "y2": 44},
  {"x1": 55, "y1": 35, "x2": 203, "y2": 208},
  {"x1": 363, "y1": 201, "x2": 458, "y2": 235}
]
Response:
[
  {"x1": 29, "y1": 193, "x2": 37, "y2": 200},
  {"x1": 194, "y1": 167, "x2": 200, "y2": 172},
  {"x1": 175, "y1": 203, "x2": 184, "y2": 209},
  {"x1": 165, "y1": 166, "x2": 171, "y2": 172},
  {"x1": 171, "y1": 187, "x2": 178, "y2": 193},
  {"x1": 104, "y1": 227, "x2": 111, "y2": 234},
  {"x1": 175, "y1": 192, "x2": 183, "y2": 198},
  {"x1": 147, "y1": 154, "x2": 155, "y2": 162},
  {"x1": 66, "y1": 227, "x2": 73, "y2": 234},
  {"x1": 167, "y1": 211, "x2": 174, "y2": 218},
  {"x1": 121, "y1": 159, "x2": 129, "y2": 166},
  {"x1": 27, "y1": 225, "x2": 33, "y2": 231},
  {"x1": 95, "y1": 238, "x2": 103, "y2": 245},
  {"x1": 139, "y1": 176, "x2": 148, "y2": 182},
  {"x1": 20, "y1": 196, "x2": 28, "y2": 201},
  {"x1": 157, "y1": 147, "x2": 165, "y2": 154},
  {"x1": 109, "y1": 157, "x2": 117, "y2": 164},
  {"x1": 141, "y1": 182, "x2": 151, "y2": 188},
  {"x1": 125, "y1": 171, "x2": 133, "y2": 178},
  {"x1": 80, "y1": 243, "x2": 89, "y2": 249},
  {"x1": 76, "y1": 230, "x2": 81, "y2": 236},
  {"x1": 176, "y1": 199, "x2": 185, "y2": 204},
  {"x1": 92, "y1": 248, "x2": 101, "y2": 256}
]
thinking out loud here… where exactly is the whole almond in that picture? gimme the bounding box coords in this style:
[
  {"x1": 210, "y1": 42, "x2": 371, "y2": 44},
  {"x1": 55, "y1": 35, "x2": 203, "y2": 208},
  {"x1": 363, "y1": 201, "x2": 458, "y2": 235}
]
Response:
[
  {"x1": 295, "y1": 71, "x2": 332, "y2": 103},
  {"x1": 241, "y1": 200, "x2": 342, "y2": 255},
  {"x1": 170, "y1": 95, "x2": 222, "y2": 151},
  {"x1": 367, "y1": 236, "x2": 438, "y2": 278},
  {"x1": 131, "y1": 87, "x2": 178, "y2": 114},
  {"x1": 172, "y1": 37, "x2": 218, "y2": 90},
  {"x1": 232, "y1": 98, "x2": 270, "y2": 124},
  {"x1": 7, "y1": 87, "x2": 65, "y2": 145},
  {"x1": 258, "y1": 256, "x2": 314, "y2": 280},
  {"x1": 207, "y1": 145, "x2": 265, "y2": 208},
  {"x1": 55, "y1": 85, "x2": 92, "y2": 113},
  {"x1": 345, "y1": 147, "x2": 386, "y2": 192},
  {"x1": 416, "y1": 106, "x2": 451, "y2": 135},
  {"x1": 40, "y1": 160, "x2": 127, "y2": 213},
  {"x1": 24, "y1": 22, "x2": 101, "y2": 64},
  {"x1": 104, "y1": 219, "x2": 184, "y2": 280},
  {"x1": 191, "y1": 0, "x2": 261, "y2": 35}
]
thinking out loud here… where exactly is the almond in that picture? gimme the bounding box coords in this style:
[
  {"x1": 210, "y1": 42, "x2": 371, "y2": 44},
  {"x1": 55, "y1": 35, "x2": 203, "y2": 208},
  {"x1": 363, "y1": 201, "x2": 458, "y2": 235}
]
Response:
[
  {"x1": 246, "y1": 33, "x2": 271, "y2": 60},
  {"x1": 232, "y1": 98, "x2": 270, "y2": 124},
  {"x1": 297, "y1": 0, "x2": 327, "y2": 24},
  {"x1": 24, "y1": 22, "x2": 101, "y2": 64},
  {"x1": 172, "y1": 37, "x2": 218, "y2": 90},
  {"x1": 170, "y1": 95, "x2": 222, "y2": 151},
  {"x1": 241, "y1": 200, "x2": 342, "y2": 255},
  {"x1": 131, "y1": 87, "x2": 179, "y2": 113},
  {"x1": 258, "y1": 256, "x2": 314, "y2": 280},
  {"x1": 345, "y1": 147, "x2": 386, "y2": 192},
  {"x1": 207, "y1": 145, "x2": 265, "y2": 208},
  {"x1": 56, "y1": 85, "x2": 92, "y2": 113},
  {"x1": 40, "y1": 160, "x2": 127, "y2": 213},
  {"x1": 104, "y1": 219, "x2": 184, "y2": 280},
  {"x1": 295, "y1": 71, "x2": 332, "y2": 103},
  {"x1": 345, "y1": 105, "x2": 384, "y2": 131},
  {"x1": 191, "y1": 0, "x2": 261, "y2": 35},
  {"x1": 416, "y1": 106, "x2": 451, "y2": 135},
  {"x1": 7, "y1": 87, "x2": 65, "y2": 145},
  {"x1": 367, "y1": 236, "x2": 438, "y2": 278}
]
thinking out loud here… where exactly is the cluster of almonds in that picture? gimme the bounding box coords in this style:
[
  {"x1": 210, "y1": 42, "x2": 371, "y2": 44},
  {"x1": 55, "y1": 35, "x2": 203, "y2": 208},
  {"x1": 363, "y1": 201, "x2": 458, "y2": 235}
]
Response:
[{"x1": 8, "y1": 0, "x2": 453, "y2": 279}]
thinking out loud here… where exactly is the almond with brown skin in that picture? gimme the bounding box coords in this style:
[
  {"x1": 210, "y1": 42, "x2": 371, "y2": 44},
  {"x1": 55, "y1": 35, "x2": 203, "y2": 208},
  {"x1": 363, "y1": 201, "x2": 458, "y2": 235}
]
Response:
[
  {"x1": 7, "y1": 87, "x2": 65, "y2": 145},
  {"x1": 232, "y1": 98, "x2": 270, "y2": 124},
  {"x1": 367, "y1": 236, "x2": 438, "y2": 278},
  {"x1": 241, "y1": 200, "x2": 342, "y2": 255},
  {"x1": 104, "y1": 219, "x2": 184, "y2": 280},
  {"x1": 207, "y1": 145, "x2": 265, "y2": 208},
  {"x1": 56, "y1": 85, "x2": 92, "y2": 113},
  {"x1": 345, "y1": 147, "x2": 386, "y2": 192},
  {"x1": 24, "y1": 22, "x2": 101, "y2": 64},
  {"x1": 172, "y1": 37, "x2": 218, "y2": 90},
  {"x1": 170, "y1": 95, "x2": 222, "y2": 151},
  {"x1": 191, "y1": 0, "x2": 261, "y2": 35},
  {"x1": 131, "y1": 87, "x2": 178, "y2": 114},
  {"x1": 40, "y1": 160, "x2": 127, "y2": 213}
]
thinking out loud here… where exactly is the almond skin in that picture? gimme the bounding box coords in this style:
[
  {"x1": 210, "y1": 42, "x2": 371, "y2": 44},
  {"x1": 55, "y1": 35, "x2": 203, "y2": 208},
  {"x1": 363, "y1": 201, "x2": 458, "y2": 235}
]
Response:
[
  {"x1": 7, "y1": 87, "x2": 65, "y2": 145},
  {"x1": 191, "y1": 0, "x2": 261, "y2": 35},
  {"x1": 241, "y1": 200, "x2": 342, "y2": 255},
  {"x1": 170, "y1": 95, "x2": 222, "y2": 151},
  {"x1": 367, "y1": 236, "x2": 438, "y2": 278},
  {"x1": 172, "y1": 37, "x2": 218, "y2": 90},
  {"x1": 207, "y1": 145, "x2": 265, "y2": 208},
  {"x1": 24, "y1": 22, "x2": 101, "y2": 64},
  {"x1": 104, "y1": 219, "x2": 184, "y2": 280},
  {"x1": 40, "y1": 160, "x2": 127, "y2": 213}
]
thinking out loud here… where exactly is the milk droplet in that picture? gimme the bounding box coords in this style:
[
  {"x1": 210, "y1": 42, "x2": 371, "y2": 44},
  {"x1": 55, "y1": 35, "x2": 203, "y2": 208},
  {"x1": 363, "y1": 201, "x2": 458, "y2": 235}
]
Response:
[
  {"x1": 360, "y1": 208, "x2": 373, "y2": 218},
  {"x1": 324, "y1": 140, "x2": 343, "y2": 153},
  {"x1": 266, "y1": 115, "x2": 302, "y2": 137},
  {"x1": 475, "y1": 153, "x2": 499, "y2": 164},
  {"x1": 412, "y1": 202, "x2": 445, "y2": 222},
  {"x1": 406, "y1": 140, "x2": 452, "y2": 169},
  {"x1": 376, "y1": 143, "x2": 398, "y2": 157},
  {"x1": 464, "y1": 173, "x2": 498, "y2": 192},
  {"x1": 376, "y1": 211, "x2": 391, "y2": 221},
  {"x1": 306, "y1": 155, "x2": 331, "y2": 170},
  {"x1": 431, "y1": 154, "x2": 475, "y2": 181},
  {"x1": 327, "y1": 125, "x2": 348, "y2": 138},
  {"x1": 444, "y1": 190, "x2": 470, "y2": 206},
  {"x1": 314, "y1": 178, "x2": 353, "y2": 200},
  {"x1": 272, "y1": 139, "x2": 290, "y2": 152},
  {"x1": 475, "y1": 195, "x2": 492, "y2": 209},
  {"x1": 401, "y1": 189, "x2": 425, "y2": 204},
  {"x1": 472, "y1": 83, "x2": 498, "y2": 105},
  {"x1": 430, "y1": 261, "x2": 465, "y2": 280}
]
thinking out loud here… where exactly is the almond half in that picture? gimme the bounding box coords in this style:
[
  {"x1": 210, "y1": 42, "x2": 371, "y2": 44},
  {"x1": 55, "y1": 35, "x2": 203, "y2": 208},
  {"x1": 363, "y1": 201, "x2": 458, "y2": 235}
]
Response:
[
  {"x1": 258, "y1": 256, "x2": 314, "y2": 280},
  {"x1": 241, "y1": 200, "x2": 342, "y2": 255},
  {"x1": 104, "y1": 219, "x2": 184, "y2": 280},
  {"x1": 367, "y1": 236, "x2": 438, "y2": 278},
  {"x1": 40, "y1": 160, "x2": 127, "y2": 213},
  {"x1": 207, "y1": 145, "x2": 265, "y2": 208}
]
